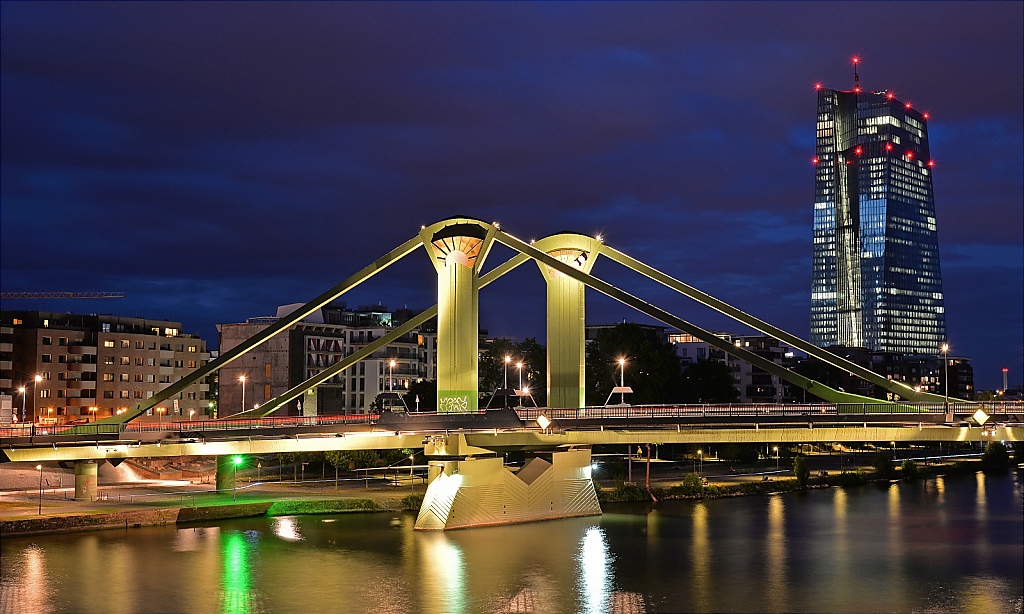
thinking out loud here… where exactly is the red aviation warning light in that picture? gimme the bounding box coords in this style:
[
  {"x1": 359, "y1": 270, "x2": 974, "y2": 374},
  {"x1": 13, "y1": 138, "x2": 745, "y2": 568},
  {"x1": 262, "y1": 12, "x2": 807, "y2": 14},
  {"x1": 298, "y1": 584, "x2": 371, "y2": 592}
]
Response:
[
  {"x1": 887, "y1": 92, "x2": 895, "y2": 100},
  {"x1": 923, "y1": 112, "x2": 930, "y2": 120},
  {"x1": 906, "y1": 151, "x2": 915, "y2": 160},
  {"x1": 852, "y1": 56, "x2": 861, "y2": 93},
  {"x1": 815, "y1": 83, "x2": 823, "y2": 90},
  {"x1": 812, "y1": 157, "x2": 820, "y2": 164},
  {"x1": 928, "y1": 160, "x2": 935, "y2": 167},
  {"x1": 885, "y1": 143, "x2": 893, "y2": 151},
  {"x1": 905, "y1": 102, "x2": 912, "y2": 109},
  {"x1": 854, "y1": 146, "x2": 863, "y2": 155}
]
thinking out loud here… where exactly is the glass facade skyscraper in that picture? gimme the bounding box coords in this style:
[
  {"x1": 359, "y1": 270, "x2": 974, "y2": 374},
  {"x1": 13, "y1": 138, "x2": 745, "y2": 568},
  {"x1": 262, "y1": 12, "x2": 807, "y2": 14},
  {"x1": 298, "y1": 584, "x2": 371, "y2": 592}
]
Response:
[{"x1": 811, "y1": 85, "x2": 946, "y2": 355}]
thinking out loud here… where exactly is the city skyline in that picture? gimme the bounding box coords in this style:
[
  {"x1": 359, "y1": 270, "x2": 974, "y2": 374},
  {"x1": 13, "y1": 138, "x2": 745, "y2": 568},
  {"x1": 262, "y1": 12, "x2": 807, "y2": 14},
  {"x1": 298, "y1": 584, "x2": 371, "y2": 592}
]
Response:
[{"x1": 1, "y1": 3, "x2": 1021, "y2": 389}]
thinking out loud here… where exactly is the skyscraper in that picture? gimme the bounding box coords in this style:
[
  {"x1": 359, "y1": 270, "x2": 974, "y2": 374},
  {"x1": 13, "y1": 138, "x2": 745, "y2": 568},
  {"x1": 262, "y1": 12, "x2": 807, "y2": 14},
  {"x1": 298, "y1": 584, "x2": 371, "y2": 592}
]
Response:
[{"x1": 811, "y1": 66, "x2": 947, "y2": 355}]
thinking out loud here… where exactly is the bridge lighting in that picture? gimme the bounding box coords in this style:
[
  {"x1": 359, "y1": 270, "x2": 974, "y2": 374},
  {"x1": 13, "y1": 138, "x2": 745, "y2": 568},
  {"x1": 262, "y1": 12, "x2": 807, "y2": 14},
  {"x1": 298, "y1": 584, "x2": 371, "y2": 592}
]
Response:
[
  {"x1": 595, "y1": 234, "x2": 603, "y2": 242},
  {"x1": 618, "y1": 358, "x2": 627, "y2": 404},
  {"x1": 232, "y1": 456, "x2": 242, "y2": 501}
]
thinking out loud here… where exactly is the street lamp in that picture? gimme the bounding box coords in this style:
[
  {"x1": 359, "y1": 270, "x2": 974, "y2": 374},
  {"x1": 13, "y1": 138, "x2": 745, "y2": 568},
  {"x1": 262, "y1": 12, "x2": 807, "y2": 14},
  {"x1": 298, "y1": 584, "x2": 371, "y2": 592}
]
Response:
[
  {"x1": 618, "y1": 358, "x2": 627, "y2": 404},
  {"x1": 31, "y1": 375, "x2": 41, "y2": 422},
  {"x1": 233, "y1": 455, "x2": 242, "y2": 501},
  {"x1": 504, "y1": 355, "x2": 511, "y2": 407},
  {"x1": 156, "y1": 407, "x2": 165, "y2": 424},
  {"x1": 189, "y1": 409, "x2": 195, "y2": 421},
  {"x1": 389, "y1": 359, "x2": 396, "y2": 393},
  {"x1": 239, "y1": 375, "x2": 247, "y2": 417},
  {"x1": 697, "y1": 449, "x2": 703, "y2": 476},
  {"x1": 940, "y1": 343, "x2": 950, "y2": 408},
  {"x1": 516, "y1": 361, "x2": 524, "y2": 407},
  {"x1": 773, "y1": 446, "x2": 779, "y2": 471},
  {"x1": 88, "y1": 406, "x2": 98, "y2": 422},
  {"x1": 17, "y1": 387, "x2": 26, "y2": 424},
  {"x1": 36, "y1": 464, "x2": 43, "y2": 515}
]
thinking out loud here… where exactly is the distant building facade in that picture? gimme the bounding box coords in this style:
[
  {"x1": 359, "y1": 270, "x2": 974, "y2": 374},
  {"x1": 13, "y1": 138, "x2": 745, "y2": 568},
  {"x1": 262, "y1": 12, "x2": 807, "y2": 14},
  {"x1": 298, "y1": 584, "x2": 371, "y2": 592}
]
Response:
[
  {"x1": 670, "y1": 332, "x2": 798, "y2": 404},
  {"x1": 811, "y1": 82, "x2": 947, "y2": 355},
  {"x1": 0, "y1": 310, "x2": 210, "y2": 423},
  {"x1": 217, "y1": 303, "x2": 435, "y2": 416}
]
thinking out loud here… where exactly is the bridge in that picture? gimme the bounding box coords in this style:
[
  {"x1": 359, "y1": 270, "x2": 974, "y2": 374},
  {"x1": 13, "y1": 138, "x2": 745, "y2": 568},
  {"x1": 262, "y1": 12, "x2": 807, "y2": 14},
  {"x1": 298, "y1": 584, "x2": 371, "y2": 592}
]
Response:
[{"x1": 3, "y1": 217, "x2": 1018, "y2": 529}]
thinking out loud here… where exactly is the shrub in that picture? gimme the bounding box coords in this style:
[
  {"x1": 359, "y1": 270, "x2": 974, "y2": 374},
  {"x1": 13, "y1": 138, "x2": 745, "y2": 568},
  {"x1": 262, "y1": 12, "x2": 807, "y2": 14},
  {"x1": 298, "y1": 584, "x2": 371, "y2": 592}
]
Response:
[
  {"x1": 873, "y1": 454, "x2": 895, "y2": 479},
  {"x1": 981, "y1": 442, "x2": 1011, "y2": 474},
  {"x1": 900, "y1": 459, "x2": 920, "y2": 480},
  {"x1": 401, "y1": 493, "x2": 424, "y2": 510},
  {"x1": 793, "y1": 456, "x2": 810, "y2": 489},
  {"x1": 679, "y1": 473, "x2": 704, "y2": 497}
]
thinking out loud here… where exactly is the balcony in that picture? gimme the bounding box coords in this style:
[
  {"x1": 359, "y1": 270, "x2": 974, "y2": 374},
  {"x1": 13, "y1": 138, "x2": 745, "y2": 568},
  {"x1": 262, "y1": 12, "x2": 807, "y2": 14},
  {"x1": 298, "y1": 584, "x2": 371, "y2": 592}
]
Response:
[
  {"x1": 67, "y1": 362, "x2": 97, "y2": 373},
  {"x1": 0, "y1": 343, "x2": 12, "y2": 353},
  {"x1": 159, "y1": 366, "x2": 174, "y2": 375},
  {"x1": 199, "y1": 383, "x2": 210, "y2": 392},
  {"x1": 0, "y1": 361, "x2": 12, "y2": 371},
  {"x1": 69, "y1": 344, "x2": 98, "y2": 355},
  {"x1": 66, "y1": 379, "x2": 97, "y2": 390},
  {"x1": 160, "y1": 350, "x2": 174, "y2": 359},
  {"x1": 1, "y1": 327, "x2": 13, "y2": 334}
]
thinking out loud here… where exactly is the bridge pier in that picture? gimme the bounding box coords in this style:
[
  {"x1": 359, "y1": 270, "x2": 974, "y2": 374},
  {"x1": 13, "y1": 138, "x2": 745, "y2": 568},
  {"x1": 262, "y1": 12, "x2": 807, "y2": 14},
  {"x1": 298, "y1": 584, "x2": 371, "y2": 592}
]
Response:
[
  {"x1": 74, "y1": 460, "x2": 98, "y2": 501},
  {"x1": 415, "y1": 448, "x2": 601, "y2": 530},
  {"x1": 215, "y1": 455, "x2": 237, "y2": 492}
]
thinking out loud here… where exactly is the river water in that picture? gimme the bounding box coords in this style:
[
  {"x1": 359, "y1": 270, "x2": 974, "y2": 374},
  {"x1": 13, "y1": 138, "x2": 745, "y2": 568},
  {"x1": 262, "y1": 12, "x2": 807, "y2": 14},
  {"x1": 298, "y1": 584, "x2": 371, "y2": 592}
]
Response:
[{"x1": 2, "y1": 472, "x2": 1021, "y2": 614}]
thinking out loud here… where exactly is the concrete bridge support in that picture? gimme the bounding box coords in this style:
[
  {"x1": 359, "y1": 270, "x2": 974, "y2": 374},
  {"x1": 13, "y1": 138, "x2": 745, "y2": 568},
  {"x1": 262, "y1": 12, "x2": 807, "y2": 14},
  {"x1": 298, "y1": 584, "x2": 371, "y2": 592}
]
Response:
[
  {"x1": 423, "y1": 222, "x2": 494, "y2": 413},
  {"x1": 535, "y1": 234, "x2": 602, "y2": 409},
  {"x1": 216, "y1": 455, "x2": 237, "y2": 492},
  {"x1": 74, "y1": 460, "x2": 98, "y2": 501},
  {"x1": 415, "y1": 448, "x2": 601, "y2": 530}
]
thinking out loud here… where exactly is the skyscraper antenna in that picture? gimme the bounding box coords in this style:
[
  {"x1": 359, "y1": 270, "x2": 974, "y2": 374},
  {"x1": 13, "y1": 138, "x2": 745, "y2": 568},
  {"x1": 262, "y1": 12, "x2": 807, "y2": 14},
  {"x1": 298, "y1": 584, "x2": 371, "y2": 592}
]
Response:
[{"x1": 852, "y1": 56, "x2": 861, "y2": 93}]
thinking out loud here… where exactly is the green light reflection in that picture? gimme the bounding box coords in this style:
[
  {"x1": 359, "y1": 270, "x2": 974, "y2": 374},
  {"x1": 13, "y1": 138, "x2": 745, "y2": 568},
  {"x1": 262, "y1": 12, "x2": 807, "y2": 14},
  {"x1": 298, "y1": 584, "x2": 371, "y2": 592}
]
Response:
[{"x1": 220, "y1": 532, "x2": 260, "y2": 614}]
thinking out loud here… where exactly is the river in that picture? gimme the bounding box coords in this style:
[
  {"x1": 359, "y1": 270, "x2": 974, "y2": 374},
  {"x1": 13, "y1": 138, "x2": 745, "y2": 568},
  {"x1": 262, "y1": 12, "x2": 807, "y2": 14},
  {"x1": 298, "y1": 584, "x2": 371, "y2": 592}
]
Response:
[{"x1": 2, "y1": 472, "x2": 1021, "y2": 613}]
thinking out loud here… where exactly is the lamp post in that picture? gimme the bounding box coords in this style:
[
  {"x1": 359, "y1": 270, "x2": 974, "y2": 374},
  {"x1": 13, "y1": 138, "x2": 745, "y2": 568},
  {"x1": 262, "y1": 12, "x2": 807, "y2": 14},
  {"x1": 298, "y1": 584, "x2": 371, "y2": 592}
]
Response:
[
  {"x1": 189, "y1": 409, "x2": 195, "y2": 421},
  {"x1": 17, "y1": 387, "x2": 26, "y2": 424},
  {"x1": 239, "y1": 375, "x2": 247, "y2": 417},
  {"x1": 773, "y1": 446, "x2": 779, "y2": 471},
  {"x1": 31, "y1": 375, "x2": 41, "y2": 423},
  {"x1": 389, "y1": 359, "x2": 396, "y2": 393},
  {"x1": 156, "y1": 407, "x2": 165, "y2": 424},
  {"x1": 504, "y1": 355, "x2": 511, "y2": 407},
  {"x1": 697, "y1": 449, "x2": 703, "y2": 476},
  {"x1": 940, "y1": 343, "x2": 950, "y2": 409},
  {"x1": 618, "y1": 358, "x2": 627, "y2": 404},
  {"x1": 233, "y1": 456, "x2": 241, "y2": 501},
  {"x1": 516, "y1": 361, "x2": 524, "y2": 407},
  {"x1": 36, "y1": 464, "x2": 43, "y2": 515},
  {"x1": 88, "y1": 406, "x2": 98, "y2": 422}
]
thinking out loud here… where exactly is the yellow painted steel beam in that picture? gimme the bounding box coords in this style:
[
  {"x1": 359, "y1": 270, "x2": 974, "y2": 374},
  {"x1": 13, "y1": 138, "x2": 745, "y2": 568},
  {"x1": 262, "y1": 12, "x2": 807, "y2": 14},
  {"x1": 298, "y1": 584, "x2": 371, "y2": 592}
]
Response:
[
  {"x1": 103, "y1": 234, "x2": 426, "y2": 425},
  {"x1": 5, "y1": 425, "x2": 1017, "y2": 463},
  {"x1": 600, "y1": 245, "x2": 948, "y2": 404},
  {"x1": 252, "y1": 306, "x2": 438, "y2": 417}
]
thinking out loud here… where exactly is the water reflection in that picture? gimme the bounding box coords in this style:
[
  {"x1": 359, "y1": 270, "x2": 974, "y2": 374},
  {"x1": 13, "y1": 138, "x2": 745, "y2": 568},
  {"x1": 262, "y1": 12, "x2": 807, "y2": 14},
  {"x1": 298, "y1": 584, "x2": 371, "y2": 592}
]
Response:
[
  {"x1": 764, "y1": 494, "x2": 788, "y2": 612},
  {"x1": 219, "y1": 531, "x2": 263, "y2": 614},
  {"x1": 690, "y1": 502, "x2": 710, "y2": 611},
  {"x1": 1, "y1": 474, "x2": 1020, "y2": 614},
  {"x1": 577, "y1": 526, "x2": 612, "y2": 614}
]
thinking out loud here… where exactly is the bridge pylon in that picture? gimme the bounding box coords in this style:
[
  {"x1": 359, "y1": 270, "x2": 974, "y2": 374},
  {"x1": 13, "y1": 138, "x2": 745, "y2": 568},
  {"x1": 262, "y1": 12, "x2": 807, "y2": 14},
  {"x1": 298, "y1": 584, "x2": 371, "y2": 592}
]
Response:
[
  {"x1": 420, "y1": 220, "x2": 497, "y2": 413},
  {"x1": 533, "y1": 234, "x2": 603, "y2": 409}
]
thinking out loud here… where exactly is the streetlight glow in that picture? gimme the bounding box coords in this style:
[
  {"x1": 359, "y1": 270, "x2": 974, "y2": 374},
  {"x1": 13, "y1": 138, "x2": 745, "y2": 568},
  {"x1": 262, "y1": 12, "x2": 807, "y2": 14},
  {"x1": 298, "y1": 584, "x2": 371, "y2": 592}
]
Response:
[{"x1": 239, "y1": 375, "x2": 247, "y2": 417}]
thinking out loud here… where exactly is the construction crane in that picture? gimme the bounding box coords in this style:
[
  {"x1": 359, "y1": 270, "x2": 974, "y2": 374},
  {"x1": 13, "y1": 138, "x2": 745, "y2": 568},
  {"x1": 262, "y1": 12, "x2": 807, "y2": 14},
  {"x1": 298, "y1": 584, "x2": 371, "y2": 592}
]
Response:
[{"x1": 0, "y1": 291, "x2": 125, "y2": 299}]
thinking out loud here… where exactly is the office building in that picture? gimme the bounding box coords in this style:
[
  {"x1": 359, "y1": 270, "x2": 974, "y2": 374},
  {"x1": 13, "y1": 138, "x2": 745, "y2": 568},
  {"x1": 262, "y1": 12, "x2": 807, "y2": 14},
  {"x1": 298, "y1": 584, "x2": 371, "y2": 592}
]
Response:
[{"x1": 811, "y1": 77, "x2": 947, "y2": 355}]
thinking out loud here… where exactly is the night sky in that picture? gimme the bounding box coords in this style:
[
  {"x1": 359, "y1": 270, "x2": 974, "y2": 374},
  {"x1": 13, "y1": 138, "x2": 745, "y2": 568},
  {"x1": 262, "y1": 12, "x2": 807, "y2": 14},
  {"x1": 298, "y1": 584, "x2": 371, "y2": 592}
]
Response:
[{"x1": 2, "y1": 3, "x2": 1021, "y2": 390}]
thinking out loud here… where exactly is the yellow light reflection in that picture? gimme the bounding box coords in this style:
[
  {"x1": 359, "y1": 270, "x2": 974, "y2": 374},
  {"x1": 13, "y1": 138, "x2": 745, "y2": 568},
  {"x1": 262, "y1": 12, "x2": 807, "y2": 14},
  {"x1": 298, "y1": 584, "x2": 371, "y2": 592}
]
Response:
[
  {"x1": 272, "y1": 516, "x2": 303, "y2": 541},
  {"x1": 765, "y1": 495, "x2": 789, "y2": 612},
  {"x1": 420, "y1": 533, "x2": 466, "y2": 614},
  {"x1": 690, "y1": 503, "x2": 710, "y2": 611},
  {"x1": 577, "y1": 526, "x2": 612, "y2": 614}
]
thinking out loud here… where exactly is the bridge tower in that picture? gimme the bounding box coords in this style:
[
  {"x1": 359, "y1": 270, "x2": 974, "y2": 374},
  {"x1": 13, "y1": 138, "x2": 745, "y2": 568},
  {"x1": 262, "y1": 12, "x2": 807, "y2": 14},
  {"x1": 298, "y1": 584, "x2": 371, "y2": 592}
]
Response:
[
  {"x1": 421, "y1": 220, "x2": 496, "y2": 412},
  {"x1": 534, "y1": 234, "x2": 603, "y2": 409}
]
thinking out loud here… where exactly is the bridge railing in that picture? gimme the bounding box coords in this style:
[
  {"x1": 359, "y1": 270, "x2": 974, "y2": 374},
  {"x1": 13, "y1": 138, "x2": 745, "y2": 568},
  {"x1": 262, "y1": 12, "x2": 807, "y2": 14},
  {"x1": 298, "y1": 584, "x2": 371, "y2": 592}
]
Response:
[{"x1": 0, "y1": 413, "x2": 381, "y2": 438}]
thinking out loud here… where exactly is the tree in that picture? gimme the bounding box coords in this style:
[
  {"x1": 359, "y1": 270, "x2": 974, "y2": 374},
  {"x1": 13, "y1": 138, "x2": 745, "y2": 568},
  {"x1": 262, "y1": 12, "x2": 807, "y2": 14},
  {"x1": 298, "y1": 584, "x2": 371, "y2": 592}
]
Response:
[
  {"x1": 793, "y1": 456, "x2": 810, "y2": 489},
  {"x1": 981, "y1": 442, "x2": 1010, "y2": 474},
  {"x1": 585, "y1": 323, "x2": 685, "y2": 406},
  {"x1": 406, "y1": 379, "x2": 437, "y2": 411},
  {"x1": 900, "y1": 459, "x2": 920, "y2": 480},
  {"x1": 680, "y1": 360, "x2": 740, "y2": 404},
  {"x1": 873, "y1": 453, "x2": 895, "y2": 479},
  {"x1": 479, "y1": 337, "x2": 546, "y2": 406}
]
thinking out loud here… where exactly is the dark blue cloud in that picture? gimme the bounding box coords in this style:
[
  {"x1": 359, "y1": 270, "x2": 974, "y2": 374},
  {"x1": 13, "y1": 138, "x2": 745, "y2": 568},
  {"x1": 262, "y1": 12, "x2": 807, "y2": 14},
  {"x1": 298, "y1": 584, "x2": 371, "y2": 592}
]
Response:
[{"x1": 1, "y1": 2, "x2": 1021, "y2": 389}]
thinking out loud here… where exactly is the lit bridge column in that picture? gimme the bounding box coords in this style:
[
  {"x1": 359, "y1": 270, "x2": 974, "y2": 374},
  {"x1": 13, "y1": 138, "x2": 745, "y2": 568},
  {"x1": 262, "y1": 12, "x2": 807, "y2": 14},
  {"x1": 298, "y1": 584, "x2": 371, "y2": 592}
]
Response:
[
  {"x1": 421, "y1": 220, "x2": 495, "y2": 413},
  {"x1": 534, "y1": 234, "x2": 602, "y2": 409}
]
